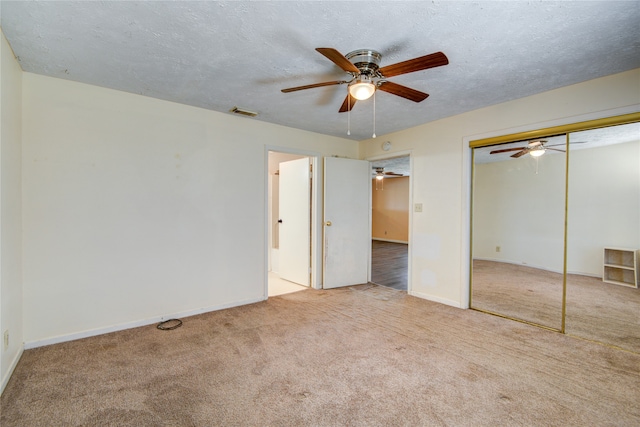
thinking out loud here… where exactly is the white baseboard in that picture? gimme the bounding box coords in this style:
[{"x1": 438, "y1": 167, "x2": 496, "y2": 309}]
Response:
[
  {"x1": 409, "y1": 290, "x2": 464, "y2": 308},
  {"x1": 24, "y1": 296, "x2": 265, "y2": 350},
  {"x1": 372, "y1": 238, "x2": 408, "y2": 244},
  {"x1": 473, "y1": 257, "x2": 564, "y2": 275},
  {"x1": 473, "y1": 257, "x2": 600, "y2": 278},
  {"x1": 1, "y1": 345, "x2": 24, "y2": 396}
]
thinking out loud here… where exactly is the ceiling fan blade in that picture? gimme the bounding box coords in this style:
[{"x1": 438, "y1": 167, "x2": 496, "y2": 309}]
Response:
[
  {"x1": 384, "y1": 172, "x2": 403, "y2": 176},
  {"x1": 546, "y1": 148, "x2": 566, "y2": 153},
  {"x1": 316, "y1": 48, "x2": 360, "y2": 73},
  {"x1": 511, "y1": 150, "x2": 528, "y2": 158},
  {"x1": 377, "y1": 81, "x2": 429, "y2": 102},
  {"x1": 281, "y1": 80, "x2": 347, "y2": 93},
  {"x1": 339, "y1": 94, "x2": 357, "y2": 113},
  {"x1": 379, "y1": 51, "x2": 449, "y2": 78},
  {"x1": 545, "y1": 141, "x2": 587, "y2": 148},
  {"x1": 490, "y1": 147, "x2": 527, "y2": 154}
]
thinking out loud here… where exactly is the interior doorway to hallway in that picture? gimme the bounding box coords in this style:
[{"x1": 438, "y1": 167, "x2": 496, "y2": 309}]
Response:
[
  {"x1": 267, "y1": 151, "x2": 312, "y2": 297},
  {"x1": 370, "y1": 155, "x2": 410, "y2": 291}
]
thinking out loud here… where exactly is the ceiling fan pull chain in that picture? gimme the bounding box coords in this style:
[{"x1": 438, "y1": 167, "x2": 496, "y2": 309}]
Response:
[
  {"x1": 372, "y1": 91, "x2": 376, "y2": 138},
  {"x1": 535, "y1": 156, "x2": 539, "y2": 174},
  {"x1": 347, "y1": 93, "x2": 351, "y2": 136}
]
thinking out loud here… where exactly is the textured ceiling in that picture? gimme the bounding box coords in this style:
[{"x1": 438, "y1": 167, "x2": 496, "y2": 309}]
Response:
[{"x1": 2, "y1": 1, "x2": 639, "y2": 140}]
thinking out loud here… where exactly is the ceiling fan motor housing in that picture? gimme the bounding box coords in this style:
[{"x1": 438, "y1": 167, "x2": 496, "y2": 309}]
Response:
[{"x1": 346, "y1": 49, "x2": 382, "y2": 75}]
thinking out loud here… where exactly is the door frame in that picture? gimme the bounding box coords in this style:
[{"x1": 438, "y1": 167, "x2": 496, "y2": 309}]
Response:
[
  {"x1": 365, "y1": 150, "x2": 413, "y2": 292},
  {"x1": 264, "y1": 146, "x2": 322, "y2": 298}
]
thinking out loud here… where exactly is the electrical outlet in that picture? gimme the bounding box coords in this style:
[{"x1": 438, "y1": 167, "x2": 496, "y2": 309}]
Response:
[
  {"x1": 3, "y1": 330, "x2": 8, "y2": 350},
  {"x1": 496, "y1": 246, "x2": 501, "y2": 252},
  {"x1": 414, "y1": 203, "x2": 423, "y2": 213}
]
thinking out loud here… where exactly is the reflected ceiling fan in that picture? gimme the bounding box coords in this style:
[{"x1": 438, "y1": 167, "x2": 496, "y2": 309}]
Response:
[
  {"x1": 281, "y1": 48, "x2": 449, "y2": 112},
  {"x1": 490, "y1": 140, "x2": 585, "y2": 158}
]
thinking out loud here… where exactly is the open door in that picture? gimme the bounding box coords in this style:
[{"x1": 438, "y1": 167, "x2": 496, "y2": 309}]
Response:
[
  {"x1": 278, "y1": 157, "x2": 311, "y2": 286},
  {"x1": 323, "y1": 157, "x2": 371, "y2": 289}
]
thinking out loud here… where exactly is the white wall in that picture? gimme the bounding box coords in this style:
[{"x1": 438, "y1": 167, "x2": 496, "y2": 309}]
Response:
[
  {"x1": 473, "y1": 140, "x2": 640, "y2": 276},
  {"x1": 1, "y1": 30, "x2": 24, "y2": 393},
  {"x1": 22, "y1": 73, "x2": 357, "y2": 346},
  {"x1": 359, "y1": 69, "x2": 640, "y2": 308}
]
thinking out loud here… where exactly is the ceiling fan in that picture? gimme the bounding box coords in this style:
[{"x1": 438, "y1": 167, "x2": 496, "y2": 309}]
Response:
[
  {"x1": 373, "y1": 166, "x2": 404, "y2": 179},
  {"x1": 281, "y1": 48, "x2": 449, "y2": 112},
  {"x1": 489, "y1": 140, "x2": 585, "y2": 158}
]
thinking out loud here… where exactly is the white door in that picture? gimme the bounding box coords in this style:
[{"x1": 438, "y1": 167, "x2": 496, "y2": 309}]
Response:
[
  {"x1": 323, "y1": 157, "x2": 371, "y2": 289},
  {"x1": 279, "y1": 158, "x2": 311, "y2": 286}
]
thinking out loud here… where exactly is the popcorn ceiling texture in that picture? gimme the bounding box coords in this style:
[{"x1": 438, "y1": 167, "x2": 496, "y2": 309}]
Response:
[{"x1": 2, "y1": 1, "x2": 639, "y2": 140}]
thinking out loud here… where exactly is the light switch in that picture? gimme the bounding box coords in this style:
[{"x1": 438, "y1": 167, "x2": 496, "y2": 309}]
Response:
[{"x1": 414, "y1": 203, "x2": 423, "y2": 212}]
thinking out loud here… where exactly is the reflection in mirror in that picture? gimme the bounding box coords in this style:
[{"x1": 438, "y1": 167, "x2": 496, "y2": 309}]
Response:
[
  {"x1": 471, "y1": 135, "x2": 567, "y2": 330},
  {"x1": 566, "y1": 122, "x2": 640, "y2": 352}
]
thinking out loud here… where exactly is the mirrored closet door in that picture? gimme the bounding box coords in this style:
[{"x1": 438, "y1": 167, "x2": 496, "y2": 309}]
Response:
[
  {"x1": 471, "y1": 134, "x2": 568, "y2": 331},
  {"x1": 470, "y1": 113, "x2": 640, "y2": 343},
  {"x1": 565, "y1": 122, "x2": 640, "y2": 353}
]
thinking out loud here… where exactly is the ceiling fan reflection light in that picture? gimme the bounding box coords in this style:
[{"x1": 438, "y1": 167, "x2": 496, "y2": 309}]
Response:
[
  {"x1": 375, "y1": 174, "x2": 384, "y2": 181},
  {"x1": 530, "y1": 148, "x2": 546, "y2": 157},
  {"x1": 349, "y1": 77, "x2": 376, "y2": 100}
]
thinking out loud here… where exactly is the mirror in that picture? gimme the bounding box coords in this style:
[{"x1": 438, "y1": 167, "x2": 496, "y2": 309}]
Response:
[
  {"x1": 471, "y1": 135, "x2": 567, "y2": 330},
  {"x1": 470, "y1": 117, "x2": 640, "y2": 350},
  {"x1": 565, "y1": 122, "x2": 640, "y2": 353}
]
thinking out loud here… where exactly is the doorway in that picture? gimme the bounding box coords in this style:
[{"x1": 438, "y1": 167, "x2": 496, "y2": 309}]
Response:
[
  {"x1": 267, "y1": 151, "x2": 312, "y2": 297},
  {"x1": 369, "y1": 155, "x2": 411, "y2": 291}
]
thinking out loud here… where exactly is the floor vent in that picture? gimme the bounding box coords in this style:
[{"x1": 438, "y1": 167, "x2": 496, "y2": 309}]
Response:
[{"x1": 229, "y1": 106, "x2": 258, "y2": 117}]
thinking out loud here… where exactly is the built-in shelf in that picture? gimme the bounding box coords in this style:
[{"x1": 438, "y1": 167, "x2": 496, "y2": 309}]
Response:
[{"x1": 603, "y1": 247, "x2": 639, "y2": 288}]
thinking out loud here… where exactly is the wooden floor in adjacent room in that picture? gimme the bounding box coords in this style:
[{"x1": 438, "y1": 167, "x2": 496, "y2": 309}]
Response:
[{"x1": 371, "y1": 240, "x2": 408, "y2": 291}]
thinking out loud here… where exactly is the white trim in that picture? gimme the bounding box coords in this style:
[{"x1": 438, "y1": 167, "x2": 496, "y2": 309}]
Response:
[
  {"x1": 409, "y1": 290, "x2": 464, "y2": 309},
  {"x1": 366, "y1": 149, "x2": 413, "y2": 162},
  {"x1": 407, "y1": 154, "x2": 414, "y2": 294},
  {"x1": 473, "y1": 257, "x2": 602, "y2": 278},
  {"x1": 460, "y1": 136, "x2": 472, "y2": 309},
  {"x1": 473, "y1": 257, "x2": 564, "y2": 275},
  {"x1": 1, "y1": 346, "x2": 24, "y2": 395},
  {"x1": 24, "y1": 296, "x2": 264, "y2": 350},
  {"x1": 372, "y1": 238, "x2": 408, "y2": 244}
]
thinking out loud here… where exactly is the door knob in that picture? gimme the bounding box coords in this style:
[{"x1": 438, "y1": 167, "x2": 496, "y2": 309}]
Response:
[
  {"x1": 325, "y1": 221, "x2": 332, "y2": 226},
  {"x1": 278, "y1": 219, "x2": 283, "y2": 223}
]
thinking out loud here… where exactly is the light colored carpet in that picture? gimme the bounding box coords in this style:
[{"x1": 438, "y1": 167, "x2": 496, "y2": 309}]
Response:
[{"x1": 2, "y1": 284, "x2": 639, "y2": 426}]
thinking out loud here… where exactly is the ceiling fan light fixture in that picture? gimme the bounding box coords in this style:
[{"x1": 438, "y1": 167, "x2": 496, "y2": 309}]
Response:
[
  {"x1": 530, "y1": 147, "x2": 546, "y2": 157},
  {"x1": 349, "y1": 76, "x2": 376, "y2": 100}
]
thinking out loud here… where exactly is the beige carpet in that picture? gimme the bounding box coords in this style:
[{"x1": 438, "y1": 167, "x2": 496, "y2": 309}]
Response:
[
  {"x1": 2, "y1": 284, "x2": 639, "y2": 426},
  {"x1": 472, "y1": 259, "x2": 640, "y2": 353}
]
